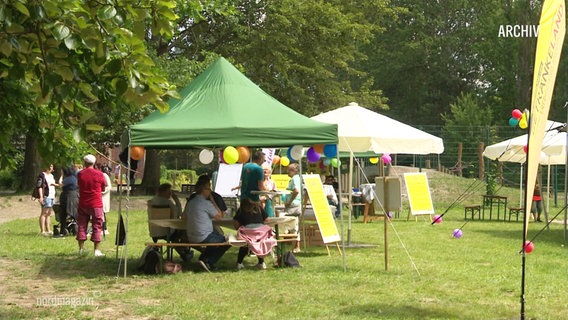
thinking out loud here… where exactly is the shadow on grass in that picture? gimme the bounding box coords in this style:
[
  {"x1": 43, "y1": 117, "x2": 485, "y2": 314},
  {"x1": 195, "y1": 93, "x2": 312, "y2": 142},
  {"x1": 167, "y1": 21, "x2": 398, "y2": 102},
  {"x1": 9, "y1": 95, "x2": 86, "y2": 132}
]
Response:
[
  {"x1": 38, "y1": 254, "x2": 139, "y2": 279},
  {"x1": 476, "y1": 224, "x2": 567, "y2": 246},
  {"x1": 342, "y1": 303, "x2": 459, "y2": 319}
]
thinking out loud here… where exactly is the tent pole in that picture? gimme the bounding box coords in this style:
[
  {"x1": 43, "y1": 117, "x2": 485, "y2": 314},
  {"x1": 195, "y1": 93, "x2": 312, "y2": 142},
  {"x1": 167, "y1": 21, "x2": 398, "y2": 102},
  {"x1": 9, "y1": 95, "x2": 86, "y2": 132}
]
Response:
[
  {"x1": 347, "y1": 152, "x2": 354, "y2": 245},
  {"x1": 336, "y1": 148, "x2": 346, "y2": 272}
]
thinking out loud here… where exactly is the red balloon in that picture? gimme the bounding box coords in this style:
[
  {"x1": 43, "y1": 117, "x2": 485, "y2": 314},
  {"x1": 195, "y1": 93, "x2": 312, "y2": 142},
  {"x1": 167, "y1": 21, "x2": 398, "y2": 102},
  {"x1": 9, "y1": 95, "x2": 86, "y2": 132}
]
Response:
[
  {"x1": 512, "y1": 109, "x2": 523, "y2": 120},
  {"x1": 523, "y1": 145, "x2": 528, "y2": 153},
  {"x1": 524, "y1": 241, "x2": 534, "y2": 253}
]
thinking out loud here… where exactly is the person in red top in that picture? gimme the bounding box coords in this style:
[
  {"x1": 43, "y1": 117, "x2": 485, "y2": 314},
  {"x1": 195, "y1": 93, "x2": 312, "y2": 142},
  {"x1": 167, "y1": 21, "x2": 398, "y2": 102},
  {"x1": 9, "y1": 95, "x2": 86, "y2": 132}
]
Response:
[
  {"x1": 76, "y1": 154, "x2": 107, "y2": 256},
  {"x1": 531, "y1": 183, "x2": 543, "y2": 222}
]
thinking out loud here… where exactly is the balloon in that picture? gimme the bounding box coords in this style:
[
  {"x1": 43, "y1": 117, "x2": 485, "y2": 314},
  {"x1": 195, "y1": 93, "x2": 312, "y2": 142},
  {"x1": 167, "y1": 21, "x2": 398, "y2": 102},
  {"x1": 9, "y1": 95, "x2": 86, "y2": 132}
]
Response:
[
  {"x1": 323, "y1": 158, "x2": 331, "y2": 166},
  {"x1": 452, "y1": 229, "x2": 463, "y2": 238},
  {"x1": 130, "y1": 146, "x2": 145, "y2": 161},
  {"x1": 512, "y1": 109, "x2": 523, "y2": 120},
  {"x1": 306, "y1": 147, "x2": 321, "y2": 163},
  {"x1": 387, "y1": 212, "x2": 393, "y2": 219},
  {"x1": 509, "y1": 117, "x2": 519, "y2": 127},
  {"x1": 199, "y1": 149, "x2": 214, "y2": 164},
  {"x1": 524, "y1": 241, "x2": 534, "y2": 253},
  {"x1": 369, "y1": 157, "x2": 379, "y2": 164},
  {"x1": 280, "y1": 156, "x2": 290, "y2": 167},
  {"x1": 313, "y1": 144, "x2": 325, "y2": 154},
  {"x1": 288, "y1": 145, "x2": 303, "y2": 161},
  {"x1": 323, "y1": 144, "x2": 337, "y2": 158},
  {"x1": 433, "y1": 214, "x2": 442, "y2": 224},
  {"x1": 519, "y1": 114, "x2": 528, "y2": 129},
  {"x1": 272, "y1": 155, "x2": 280, "y2": 165},
  {"x1": 331, "y1": 158, "x2": 341, "y2": 168},
  {"x1": 223, "y1": 146, "x2": 239, "y2": 164},
  {"x1": 523, "y1": 145, "x2": 528, "y2": 153},
  {"x1": 236, "y1": 146, "x2": 250, "y2": 163},
  {"x1": 219, "y1": 150, "x2": 225, "y2": 163},
  {"x1": 381, "y1": 154, "x2": 392, "y2": 164}
]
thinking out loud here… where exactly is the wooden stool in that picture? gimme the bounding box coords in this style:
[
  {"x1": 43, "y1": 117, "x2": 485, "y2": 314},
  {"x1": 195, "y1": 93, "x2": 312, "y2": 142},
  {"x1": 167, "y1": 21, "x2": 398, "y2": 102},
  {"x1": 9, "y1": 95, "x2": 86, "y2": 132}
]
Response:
[
  {"x1": 508, "y1": 207, "x2": 524, "y2": 221},
  {"x1": 464, "y1": 205, "x2": 481, "y2": 220}
]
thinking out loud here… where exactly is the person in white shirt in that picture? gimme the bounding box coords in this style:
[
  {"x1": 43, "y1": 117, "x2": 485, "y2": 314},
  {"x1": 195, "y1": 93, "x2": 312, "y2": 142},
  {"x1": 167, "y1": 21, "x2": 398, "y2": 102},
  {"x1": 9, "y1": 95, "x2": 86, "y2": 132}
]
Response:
[{"x1": 37, "y1": 164, "x2": 58, "y2": 236}]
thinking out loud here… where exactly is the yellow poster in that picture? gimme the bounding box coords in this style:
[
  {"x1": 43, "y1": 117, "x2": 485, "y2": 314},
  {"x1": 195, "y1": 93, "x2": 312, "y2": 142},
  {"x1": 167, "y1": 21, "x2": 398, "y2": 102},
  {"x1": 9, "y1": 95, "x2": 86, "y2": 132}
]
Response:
[
  {"x1": 403, "y1": 173, "x2": 434, "y2": 215},
  {"x1": 271, "y1": 174, "x2": 290, "y2": 190},
  {"x1": 302, "y1": 175, "x2": 341, "y2": 243},
  {"x1": 525, "y1": 0, "x2": 565, "y2": 235}
]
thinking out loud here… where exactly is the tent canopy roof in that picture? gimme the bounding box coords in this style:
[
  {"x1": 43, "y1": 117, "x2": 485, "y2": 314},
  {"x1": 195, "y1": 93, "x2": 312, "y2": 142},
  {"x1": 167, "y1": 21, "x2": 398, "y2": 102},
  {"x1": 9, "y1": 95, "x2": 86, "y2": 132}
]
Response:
[
  {"x1": 130, "y1": 57, "x2": 337, "y2": 149},
  {"x1": 483, "y1": 120, "x2": 566, "y2": 164},
  {"x1": 311, "y1": 103, "x2": 444, "y2": 154}
]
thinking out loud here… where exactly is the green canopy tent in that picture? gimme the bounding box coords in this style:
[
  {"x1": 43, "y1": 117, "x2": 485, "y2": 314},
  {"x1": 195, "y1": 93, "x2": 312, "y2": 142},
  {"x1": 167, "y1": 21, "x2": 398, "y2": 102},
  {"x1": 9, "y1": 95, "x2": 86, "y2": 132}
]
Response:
[
  {"x1": 118, "y1": 57, "x2": 340, "y2": 275},
  {"x1": 130, "y1": 57, "x2": 336, "y2": 148}
]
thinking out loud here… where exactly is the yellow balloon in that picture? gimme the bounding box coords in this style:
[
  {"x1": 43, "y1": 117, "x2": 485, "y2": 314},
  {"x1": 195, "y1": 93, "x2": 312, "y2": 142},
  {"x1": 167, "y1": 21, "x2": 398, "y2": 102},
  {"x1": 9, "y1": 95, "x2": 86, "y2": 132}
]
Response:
[
  {"x1": 223, "y1": 146, "x2": 239, "y2": 164},
  {"x1": 369, "y1": 157, "x2": 379, "y2": 164},
  {"x1": 280, "y1": 156, "x2": 290, "y2": 167},
  {"x1": 519, "y1": 116, "x2": 528, "y2": 129}
]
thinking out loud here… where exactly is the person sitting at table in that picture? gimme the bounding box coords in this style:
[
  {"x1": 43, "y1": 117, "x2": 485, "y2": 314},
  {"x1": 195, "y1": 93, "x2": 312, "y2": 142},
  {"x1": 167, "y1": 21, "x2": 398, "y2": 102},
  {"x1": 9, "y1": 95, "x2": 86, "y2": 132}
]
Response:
[
  {"x1": 323, "y1": 175, "x2": 339, "y2": 207},
  {"x1": 149, "y1": 183, "x2": 182, "y2": 219},
  {"x1": 233, "y1": 198, "x2": 276, "y2": 270},
  {"x1": 260, "y1": 163, "x2": 277, "y2": 217},
  {"x1": 149, "y1": 183, "x2": 192, "y2": 262},
  {"x1": 185, "y1": 175, "x2": 230, "y2": 272},
  {"x1": 283, "y1": 163, "x2": 302, "y2": 253}
]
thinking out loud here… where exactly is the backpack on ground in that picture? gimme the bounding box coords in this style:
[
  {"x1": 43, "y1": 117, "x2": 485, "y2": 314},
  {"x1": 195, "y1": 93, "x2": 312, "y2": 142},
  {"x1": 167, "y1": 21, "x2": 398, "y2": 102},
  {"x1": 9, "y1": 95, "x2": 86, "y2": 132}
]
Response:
[
  {"x1": 278, "y1": 251, "x2": 301, "y2": 268},
  {"x1": 31, "y1": 173, "x2": 48, "y2": 200},
  {"x1": 137, "y1": 246, "x2": 163, "y2": 275}
]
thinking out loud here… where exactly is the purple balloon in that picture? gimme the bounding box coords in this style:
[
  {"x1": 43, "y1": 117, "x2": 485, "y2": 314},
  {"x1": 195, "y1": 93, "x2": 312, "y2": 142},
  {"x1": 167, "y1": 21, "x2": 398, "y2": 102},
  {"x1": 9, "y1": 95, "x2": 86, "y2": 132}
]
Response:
[
  {"x1": 452, "y1": 229, "x2": 463, "y2": 238},
  {"x1": 307, "y1": 147, "x2": 321, "y2": 163}
]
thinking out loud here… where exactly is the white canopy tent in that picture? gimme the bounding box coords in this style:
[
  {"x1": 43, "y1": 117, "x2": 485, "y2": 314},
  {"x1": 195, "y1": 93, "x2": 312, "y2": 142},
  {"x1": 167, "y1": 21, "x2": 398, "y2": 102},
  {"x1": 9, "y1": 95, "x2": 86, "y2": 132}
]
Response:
[
  {"x1": 312, "y1": 102, "x2": 444, "y2": 243},
  {"x1": 482, "y1": 120, "x2": 567, "y2": 226}
]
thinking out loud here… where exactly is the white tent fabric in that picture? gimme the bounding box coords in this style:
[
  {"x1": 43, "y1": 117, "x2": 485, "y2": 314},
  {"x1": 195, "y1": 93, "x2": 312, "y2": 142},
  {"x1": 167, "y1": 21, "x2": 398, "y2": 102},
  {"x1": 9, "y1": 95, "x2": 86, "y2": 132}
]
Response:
[
  {"x1": 483, "y1": 120, "x2": 566, "y2": 164},
  {"x1": 482, "y1": 120, "x2": 567, "y2": 226},
  {"x1": 311, "y1": 102, "x2": 444, "y2": 154},
  {"x1": 312, "y1": 102, "x2": 444, "y2": 247}
]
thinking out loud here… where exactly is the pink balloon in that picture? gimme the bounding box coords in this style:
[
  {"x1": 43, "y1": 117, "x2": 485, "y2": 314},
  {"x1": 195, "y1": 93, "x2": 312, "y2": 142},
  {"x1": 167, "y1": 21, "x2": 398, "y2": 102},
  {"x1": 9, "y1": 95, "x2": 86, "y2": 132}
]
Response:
[
  {"x1": 381, "y1": 154, "x2": 392, "y2": 164},
  {"x1": 433, "y1": 214, "x2": 442, "y2": 224},
  {"x1": 512, "y1": 109, "x2": 523, "y2": 120}
]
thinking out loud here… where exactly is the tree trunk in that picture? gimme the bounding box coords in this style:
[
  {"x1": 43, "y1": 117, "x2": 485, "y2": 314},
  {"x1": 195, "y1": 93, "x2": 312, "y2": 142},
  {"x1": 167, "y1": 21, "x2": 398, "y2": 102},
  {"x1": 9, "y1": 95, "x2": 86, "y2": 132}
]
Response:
[
  {"x1": 20, "y1": 135, "x2": 41, "y2": 192},
  {"x1": 140, "y1": 149, "x2": 161, "y2": 195}
]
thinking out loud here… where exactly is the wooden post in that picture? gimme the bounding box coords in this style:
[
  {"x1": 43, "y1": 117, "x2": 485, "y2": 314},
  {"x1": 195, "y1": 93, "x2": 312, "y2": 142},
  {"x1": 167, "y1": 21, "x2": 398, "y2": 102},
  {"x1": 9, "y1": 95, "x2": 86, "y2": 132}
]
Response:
[{"x1": 457, "y1": 143, "x2": 463, "y2": 177}]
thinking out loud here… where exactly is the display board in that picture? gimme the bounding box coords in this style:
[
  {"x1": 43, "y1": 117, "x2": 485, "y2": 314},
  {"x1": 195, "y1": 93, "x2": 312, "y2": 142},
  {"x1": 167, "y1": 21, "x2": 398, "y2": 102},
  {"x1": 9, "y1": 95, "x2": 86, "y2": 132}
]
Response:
[
  {"x1": 302, "y1": 174, "x2": 341, "y2": 244},
  {"x1": 403, "y1": 172, "x2": 434, "y2": 215},
  {"x1": 214, "y1": 163, "x2": 243, "y2": 197},
  {"x1": 271, "y1": 174, "x2": 290, "y2": 190}
]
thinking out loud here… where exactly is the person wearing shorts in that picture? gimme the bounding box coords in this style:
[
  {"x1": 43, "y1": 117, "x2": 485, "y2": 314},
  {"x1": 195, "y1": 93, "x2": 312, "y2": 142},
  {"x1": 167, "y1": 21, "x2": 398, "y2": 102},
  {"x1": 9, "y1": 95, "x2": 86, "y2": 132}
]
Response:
[
  {"x1": 76, "y1": 154, "x2": 107, "y2": 257},
  {"x1": 37, "y1": 164, "x2": 57, "y2": 237}
]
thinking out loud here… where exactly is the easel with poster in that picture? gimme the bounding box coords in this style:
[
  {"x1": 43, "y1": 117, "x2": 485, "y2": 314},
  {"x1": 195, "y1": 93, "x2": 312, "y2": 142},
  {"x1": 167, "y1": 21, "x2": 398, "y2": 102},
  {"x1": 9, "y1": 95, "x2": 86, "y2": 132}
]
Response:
[
  {"x1": 302, "y1": 174, "x2": 341, "y2": 255},
  {"x1": 403, "y1": 172, "x2": 435, "y2": 221}
]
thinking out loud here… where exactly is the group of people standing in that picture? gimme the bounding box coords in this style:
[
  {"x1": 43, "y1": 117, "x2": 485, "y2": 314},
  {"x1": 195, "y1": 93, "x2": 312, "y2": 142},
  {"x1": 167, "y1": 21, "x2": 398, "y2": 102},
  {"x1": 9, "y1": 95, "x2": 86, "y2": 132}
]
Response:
[{"x1": 35, "y1": 155, "x2": 112, "y2": 257}]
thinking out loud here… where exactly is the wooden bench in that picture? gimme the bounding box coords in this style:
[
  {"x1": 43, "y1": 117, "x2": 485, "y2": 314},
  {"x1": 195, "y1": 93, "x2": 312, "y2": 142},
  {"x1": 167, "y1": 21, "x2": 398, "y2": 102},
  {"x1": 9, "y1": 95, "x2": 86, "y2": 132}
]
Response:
[
  {"x1": 464, "y1": 205, "x2": 481, "y2": 220},
  {"x1": 145, "y1": 235, "x2": 299, "y2": 261},
  {"x1": 508, "y1": 207, "x2": 525, "y2": 221}
]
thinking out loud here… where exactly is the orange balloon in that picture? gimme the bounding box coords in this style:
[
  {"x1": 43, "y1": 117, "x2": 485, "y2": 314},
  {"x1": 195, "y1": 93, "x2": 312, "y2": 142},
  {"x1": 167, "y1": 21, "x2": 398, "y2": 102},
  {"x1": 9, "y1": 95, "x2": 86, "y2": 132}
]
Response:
[
  {"x1": 313, "y1": 144, "x2": 325, "y2": 154},
  {"x1": 272, "y1": 155, "x2": 281, "y2": 165},
  {"x1": 130, "y1": 146, "x2": 145, "y2": 160},
  {"x1": 237, "y1": 146, "x2": 250, "y2": 163}
]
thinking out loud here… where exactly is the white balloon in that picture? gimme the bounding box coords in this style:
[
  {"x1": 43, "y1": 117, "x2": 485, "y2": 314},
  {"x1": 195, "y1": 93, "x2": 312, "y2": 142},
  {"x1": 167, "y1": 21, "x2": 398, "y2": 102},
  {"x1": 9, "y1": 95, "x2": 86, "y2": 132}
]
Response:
[
  {"x1": 199, "y1": 149, "x2": 214, "y2": 164},
  {"x1": 289, "y1": 145, "x2": 304, "y2": 161}
]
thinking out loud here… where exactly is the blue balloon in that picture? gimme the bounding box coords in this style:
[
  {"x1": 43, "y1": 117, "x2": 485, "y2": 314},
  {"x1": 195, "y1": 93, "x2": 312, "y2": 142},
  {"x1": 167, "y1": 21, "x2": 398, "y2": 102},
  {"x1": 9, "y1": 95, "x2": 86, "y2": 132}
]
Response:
[
  {"x1": 509, "y1": 117, "x2": 519, "y2": 127},
  {"x1": 323, "y1": 144, "x2": 337, "y2": 158}
]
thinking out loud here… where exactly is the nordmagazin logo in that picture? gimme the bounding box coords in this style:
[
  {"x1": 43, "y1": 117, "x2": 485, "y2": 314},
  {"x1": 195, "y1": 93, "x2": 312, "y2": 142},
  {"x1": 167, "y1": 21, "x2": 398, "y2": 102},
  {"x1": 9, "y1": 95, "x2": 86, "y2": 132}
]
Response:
[{"x1": 498, "y1": 25, "x2": 539, "y2": 37}]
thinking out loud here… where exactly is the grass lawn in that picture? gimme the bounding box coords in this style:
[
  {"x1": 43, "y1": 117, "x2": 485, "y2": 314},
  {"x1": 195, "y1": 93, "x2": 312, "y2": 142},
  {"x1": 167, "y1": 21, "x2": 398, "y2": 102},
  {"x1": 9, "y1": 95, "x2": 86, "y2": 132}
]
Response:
[{"x1": 1, "y1": 171, "x2": 567, "y2": 319}]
